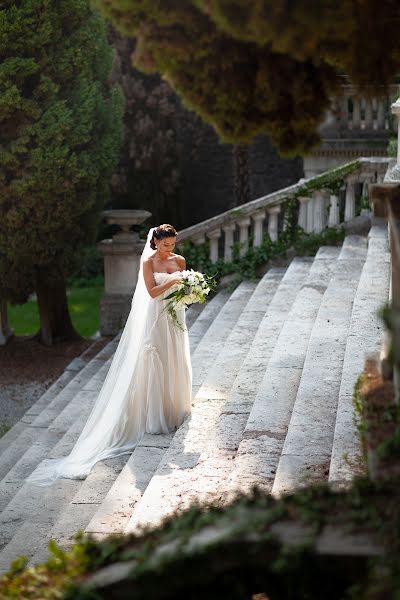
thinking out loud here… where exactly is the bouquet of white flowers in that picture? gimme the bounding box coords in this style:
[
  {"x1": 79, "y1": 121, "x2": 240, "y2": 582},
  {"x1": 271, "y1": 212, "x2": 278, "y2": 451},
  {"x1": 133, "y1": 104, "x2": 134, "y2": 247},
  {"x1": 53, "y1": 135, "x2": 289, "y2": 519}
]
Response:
[{"x1": 164, "y1": 269, "x2": 216, "y2": 330}]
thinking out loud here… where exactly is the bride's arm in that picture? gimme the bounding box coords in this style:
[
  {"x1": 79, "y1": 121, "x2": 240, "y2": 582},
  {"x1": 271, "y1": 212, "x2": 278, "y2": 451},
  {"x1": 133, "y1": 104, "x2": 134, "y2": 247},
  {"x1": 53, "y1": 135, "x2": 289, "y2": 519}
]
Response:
[{"x1": 143, "y1": 260, "x2": 182, "y2": 298}]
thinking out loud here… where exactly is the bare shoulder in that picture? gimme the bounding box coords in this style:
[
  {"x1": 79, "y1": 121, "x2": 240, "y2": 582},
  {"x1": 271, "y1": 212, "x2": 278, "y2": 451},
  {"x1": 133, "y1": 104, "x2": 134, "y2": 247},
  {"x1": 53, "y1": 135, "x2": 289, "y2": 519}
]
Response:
[
  {"x1": 174, "y1": 253, "x2": 186, "y2": 269},
  {"x1": 143, "y1": 257, "x2": 154, "y2": 271}
]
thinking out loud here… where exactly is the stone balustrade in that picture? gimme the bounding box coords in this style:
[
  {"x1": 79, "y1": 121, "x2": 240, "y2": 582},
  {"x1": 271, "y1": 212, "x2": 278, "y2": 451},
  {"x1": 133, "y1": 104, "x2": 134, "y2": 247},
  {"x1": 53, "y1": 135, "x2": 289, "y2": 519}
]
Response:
[
  {"x1": 177, "y1": 157, "x2": 390, "y2": 264},
  {"x1": 333, "y1": 85, "x2": 398, "y2": 134}
]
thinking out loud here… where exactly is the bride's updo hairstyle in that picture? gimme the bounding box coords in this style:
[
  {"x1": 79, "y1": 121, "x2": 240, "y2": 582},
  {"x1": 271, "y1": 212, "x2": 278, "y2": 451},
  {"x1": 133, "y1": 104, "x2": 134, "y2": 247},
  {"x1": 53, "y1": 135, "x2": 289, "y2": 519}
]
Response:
[{"x1": 150, "y1": 224, "x2": 178, "y2": 250}]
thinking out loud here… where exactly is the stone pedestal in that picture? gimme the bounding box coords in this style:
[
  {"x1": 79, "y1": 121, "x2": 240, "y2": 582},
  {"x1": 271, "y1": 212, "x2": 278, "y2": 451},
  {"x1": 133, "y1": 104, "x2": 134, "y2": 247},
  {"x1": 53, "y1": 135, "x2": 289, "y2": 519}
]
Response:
[
  {"x1": 98, "y1": 210, "x2": 151, "y2": 336},
  {"x1": 0, "y1": 300, "x2": 14, "y2": 345}
]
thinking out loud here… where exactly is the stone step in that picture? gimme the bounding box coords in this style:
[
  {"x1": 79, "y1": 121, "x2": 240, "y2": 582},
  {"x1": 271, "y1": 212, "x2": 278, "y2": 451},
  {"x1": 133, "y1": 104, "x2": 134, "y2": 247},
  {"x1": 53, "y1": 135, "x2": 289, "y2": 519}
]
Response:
[
  {"x1": 0, "y1": 356, "x2": 114, "y2": 506},
  {"x1": 0, "y1": 387, "x2": 108, "y2": 514},
  {"x1": 188, "y1": 291, "x2": 230, "y2": 354},
  {"x1": 0, "y1": 354, "x2": 122, "y2": 554},
  {"x1": 49, "y1": 289, "x2": 248, "y2": 549},
  {"x1": 0, "y1": 347, "x2": 115, "y2": 486},
  {"x1": 26, "y1": 284, "x2": 252, "y2": 563},
  {"x1": 227, "y1": 247, "x2": 341, "y2": 495},
  {"x1": 0, "y1": 370, "x2": 76, "y2": 456},
  {"x1": 329, "y1": 225, "x2": 390, "y2": 488},
  {"x1": 0, "y1": 287, "x2": 237, "y2": 568},
  {"x1": 21, "y1": 279, "x2": 257, "y2": 556},
  {"x1": 271, "y1": 236, "x2": 368, "y2": 495},
  {"x1": 191, "y1": 281, "x2": 257, "y2": 396},
  {"x1": 0, "y1": 338, "x2": 116, "y2": 458},
  {"x1": 184, "y1": 297, "x2": 205, "y2": 331},
  {"x1": 195, "y1": 269, "x2": 285, "y2": 402},
  {"x1": 223, "y1": 258, "x2": 312, "y2": 412},
  {"x1": 122, "y1": 266, "x2": 307, "y2": 532},
  {"x1": 30, "y1": 440, "x2": 168, "y2": 565}
]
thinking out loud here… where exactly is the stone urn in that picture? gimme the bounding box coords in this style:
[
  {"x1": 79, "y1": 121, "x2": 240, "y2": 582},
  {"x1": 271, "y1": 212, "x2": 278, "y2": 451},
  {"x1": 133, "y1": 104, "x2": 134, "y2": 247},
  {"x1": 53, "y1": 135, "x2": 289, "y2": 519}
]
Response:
[{"x1": 98, "y1": 209, "x2": 152, "y2": 336}]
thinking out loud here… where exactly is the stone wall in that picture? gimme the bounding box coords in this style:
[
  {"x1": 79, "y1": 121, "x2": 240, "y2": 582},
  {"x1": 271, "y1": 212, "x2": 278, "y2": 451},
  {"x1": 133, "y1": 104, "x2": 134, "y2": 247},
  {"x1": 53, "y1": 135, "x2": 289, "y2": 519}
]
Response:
[{"x1": 176, "y1": 114, "x2": 304, "y2": 227}]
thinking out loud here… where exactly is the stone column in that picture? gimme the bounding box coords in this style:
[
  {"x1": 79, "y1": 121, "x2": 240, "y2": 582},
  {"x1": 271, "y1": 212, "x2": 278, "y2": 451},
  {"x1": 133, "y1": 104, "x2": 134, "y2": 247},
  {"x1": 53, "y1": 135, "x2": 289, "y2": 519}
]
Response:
[
  {"x1": 298, "y1": 197, "x2": 310, "y2": 231},
  {"x1": 344, "y1": 177, "x2": 357, "y2": 221},
  {"x1": 328, "y1": 194, "x2": 340, "y2": 227},
  {"x1": 252, "y1": 210, "x2": 266, "y2": 248},
  {"x1": 208, "y1": 228, "x2": 221, "y2": 263},
  {"x1": 223, "y1": 223, "x2": 236, "y2": 262},
  {"x1": 0, "y1": 300, "x2": 14, "y2": 345},
  {"x1": 312, "y1": 190, "x2": 327, "y2": 233},
  {"x1": 98, "y1": 209, "x2": 151, "y2": 336},
  {"x1": 237, "y1": 216, "x2": 251, "y2": 257},
  {"x1": 267, "y1": 206, "x2": 281, "y2": 242}
]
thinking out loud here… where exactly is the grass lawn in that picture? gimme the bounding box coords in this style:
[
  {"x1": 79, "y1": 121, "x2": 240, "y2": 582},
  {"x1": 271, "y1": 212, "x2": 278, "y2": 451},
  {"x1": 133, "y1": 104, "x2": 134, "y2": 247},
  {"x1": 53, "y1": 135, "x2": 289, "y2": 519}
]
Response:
[{"x1": 8, "y1": 286, "x2": 103, "y2": 338}]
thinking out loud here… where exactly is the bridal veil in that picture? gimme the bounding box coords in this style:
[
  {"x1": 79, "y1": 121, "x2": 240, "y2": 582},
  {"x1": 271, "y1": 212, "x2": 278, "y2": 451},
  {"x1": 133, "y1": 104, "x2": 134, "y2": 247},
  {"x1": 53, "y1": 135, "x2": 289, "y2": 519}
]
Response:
[{"x1": 27, "y1": 227, "x2": 161, "y2": 485}]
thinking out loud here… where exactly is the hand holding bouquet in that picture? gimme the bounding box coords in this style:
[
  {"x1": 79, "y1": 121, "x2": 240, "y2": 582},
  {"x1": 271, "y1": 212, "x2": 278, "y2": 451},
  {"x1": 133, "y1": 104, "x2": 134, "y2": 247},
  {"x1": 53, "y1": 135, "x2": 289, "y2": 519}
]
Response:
[{"x1": 164, "y1": 269, "x2": 216, "y2": 329}]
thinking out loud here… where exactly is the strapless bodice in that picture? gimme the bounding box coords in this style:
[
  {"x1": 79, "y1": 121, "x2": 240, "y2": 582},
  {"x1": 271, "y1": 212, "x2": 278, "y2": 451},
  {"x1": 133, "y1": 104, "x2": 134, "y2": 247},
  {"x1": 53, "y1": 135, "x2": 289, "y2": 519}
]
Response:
[{"x1": 153, "y1": 270, "x2": 181, "y2": 283}]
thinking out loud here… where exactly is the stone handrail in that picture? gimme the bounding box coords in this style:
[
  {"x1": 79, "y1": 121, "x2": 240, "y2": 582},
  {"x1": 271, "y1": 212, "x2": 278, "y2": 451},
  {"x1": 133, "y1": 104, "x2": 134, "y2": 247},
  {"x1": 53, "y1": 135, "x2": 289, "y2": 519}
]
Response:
[
  {"x1": 178, "y1": 157, "x2": 391, "y2": 263},
  {"x1": 370, "y1": 98, "x2": 400, "y2": 402}
]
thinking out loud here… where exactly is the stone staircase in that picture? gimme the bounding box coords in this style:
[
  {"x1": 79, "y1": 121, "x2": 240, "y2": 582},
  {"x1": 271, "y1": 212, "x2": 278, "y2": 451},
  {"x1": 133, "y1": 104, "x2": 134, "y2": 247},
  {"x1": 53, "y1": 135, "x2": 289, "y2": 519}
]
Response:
[{"x1": 0, "y1": 225, "x2": 390, "y2": 573}]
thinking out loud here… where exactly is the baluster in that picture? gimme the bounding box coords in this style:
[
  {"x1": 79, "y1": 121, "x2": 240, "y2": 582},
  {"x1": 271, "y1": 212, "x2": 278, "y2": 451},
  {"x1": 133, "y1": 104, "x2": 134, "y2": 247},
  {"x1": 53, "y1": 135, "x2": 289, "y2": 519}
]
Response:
[
  {"x1": 298, "y1": 196, "x2": 310, "y2": 231},
  {"x1": 267, "y1": 206, "x2": 281, "y2": 242},
  {"x1": 394, "y1": 97, "x2": 400, "y2": 168},
  {"x1": 208, "y1": 228, "x2": 221, "y2": 263},
  {"x1": 339, "y1": 94, "x2": 349, "y2": 129},
  {"x1": 312, "y1": 190, "x2": 327, "y2": 233},
  {"x1": 237, "y1": 216, "x2": 251, "y2": 257},
  {"x1": 223, "y1": 222, "x2": 236, "y2": 262},
  {"x1": 352, "y1": 96, "x2": 361, "y2": 129},
  {"x1": 344, "y1": 176, "x2": 357, "y2": 221},
  {"x1": 377, "y1": 99, "x2": 386, "y2": 129},
  {"x1": 252, "y1": 210, "x2": 266, "y2": 248},
  {"x1": 328, "y1": 194, "x2": 340, "y2": 227},
  {"x1": 376, "y1": 172, "x2": 384, "y2": 184},
  {"x1": 361, "y1": 178, "x2": 370, "y2": 204},
  {"x1": 365, "y1": 97, "x2": 374, "y2": 130},
  {"x1": 306, "y1": 197, "x2": 314, "y2": 233}
]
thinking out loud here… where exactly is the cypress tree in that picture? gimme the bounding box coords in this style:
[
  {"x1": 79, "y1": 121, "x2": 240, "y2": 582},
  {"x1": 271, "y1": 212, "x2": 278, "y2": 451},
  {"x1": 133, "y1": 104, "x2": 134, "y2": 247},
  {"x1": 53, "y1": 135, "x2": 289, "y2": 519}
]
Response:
[{"x1": 0, "y1": 0, "x2": 124, "y2": 345}]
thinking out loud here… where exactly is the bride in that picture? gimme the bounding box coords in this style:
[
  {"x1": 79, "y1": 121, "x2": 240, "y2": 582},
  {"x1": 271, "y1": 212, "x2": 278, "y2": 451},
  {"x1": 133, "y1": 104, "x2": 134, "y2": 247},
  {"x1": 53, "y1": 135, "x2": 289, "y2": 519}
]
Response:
[{"x1": 28, "y1": 224, "x2": 192, "y2": 485}]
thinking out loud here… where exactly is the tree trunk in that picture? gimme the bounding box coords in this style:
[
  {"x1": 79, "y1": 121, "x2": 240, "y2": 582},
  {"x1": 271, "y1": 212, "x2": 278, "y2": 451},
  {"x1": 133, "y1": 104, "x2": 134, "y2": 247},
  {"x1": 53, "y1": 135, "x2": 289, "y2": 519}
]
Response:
[
  {"x1": 233, "y1": 143, "x2": 250, "y2": 207},
  {"x1": 0, "y1": 299, "x2": 14, "y2": 345},
  {"x1": 35, "y1": 270, "x2": 81, "y2": 346}
]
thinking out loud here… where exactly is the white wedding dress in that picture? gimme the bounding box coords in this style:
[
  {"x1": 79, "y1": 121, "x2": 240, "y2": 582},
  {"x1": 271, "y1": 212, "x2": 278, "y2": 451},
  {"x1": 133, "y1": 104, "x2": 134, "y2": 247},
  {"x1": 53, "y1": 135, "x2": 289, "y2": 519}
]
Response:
[{"x1": 27, "y1": 229, "x2": 192, "y2": 486}]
